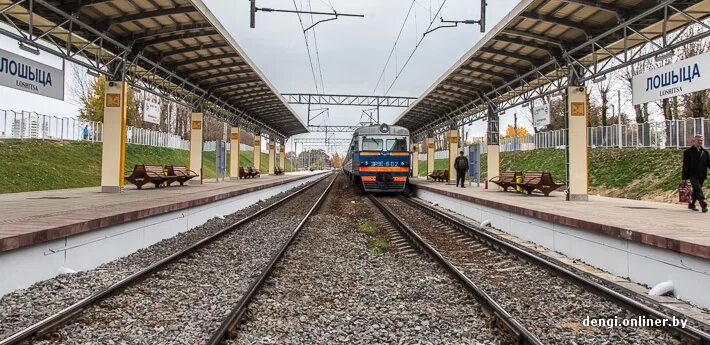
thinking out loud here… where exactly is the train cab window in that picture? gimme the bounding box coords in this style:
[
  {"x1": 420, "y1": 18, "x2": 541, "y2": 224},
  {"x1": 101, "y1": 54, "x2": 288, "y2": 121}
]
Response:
[
  {"x1": 361, "y1": 138, "x2": 383, "y2": 151},
  {"x1": 386, "y1": 138, "x2": 408, "y2": 151}
]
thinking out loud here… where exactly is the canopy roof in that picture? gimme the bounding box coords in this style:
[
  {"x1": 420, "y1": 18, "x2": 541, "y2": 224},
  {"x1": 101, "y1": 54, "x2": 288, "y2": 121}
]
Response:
[
  {"x1": 393, "y1": 0, "x2": 710, "y2": 138},
  {"x1": 0, "y1": 0, "x2": 308, "y2": 138}
]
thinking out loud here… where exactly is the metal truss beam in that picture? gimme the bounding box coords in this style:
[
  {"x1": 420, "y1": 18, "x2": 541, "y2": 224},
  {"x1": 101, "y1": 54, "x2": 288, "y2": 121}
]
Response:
[
  {"x1": 294, "y1": 138, "x2": 351, "y2": 144},
  {"x1": 158, "y1": 42, "x2": 229, "y2": 61},
  {"x1": 134, "y1": 29, "x2": 219, "y2": 50},
  {"x1": 519, "y1": 12, "x2": 591, "y2": 36},
  {"x1": 204, "y1": 78, "x2": 263, "y2": 91},
  {"x1": 560, "y1": 0, "x2": 627, "y2": 19},
  {"x1": 282, "y1": 93, "x2": 417, "y2": 107},
  {"x1": 307, "y1": 125, "x2": 361, "y2": 132},
  {"x1": 408, "y1": 0, "x2": 710, "y2": 140},
  {"x1": 493, "y1": 36, "x2": 563, "y2": 57},
  {"x1": 0, "y1": 0, "x2": 289, "y2": 139},
  {"x1": 187, "y1": 61, "x2": 249, "y2": 75}
]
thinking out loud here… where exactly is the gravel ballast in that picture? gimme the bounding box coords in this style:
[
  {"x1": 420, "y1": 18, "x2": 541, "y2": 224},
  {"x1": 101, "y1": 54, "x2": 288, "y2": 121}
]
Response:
[
  {"x1": 228, "y1": 174, "x2": 505, "y2": 344},
  {"x1": 0, "y1": 176, "x2": 329, "y2": 343},
  {"x1": 381, "y1": 196, "x2": 683, "y2": 345}
]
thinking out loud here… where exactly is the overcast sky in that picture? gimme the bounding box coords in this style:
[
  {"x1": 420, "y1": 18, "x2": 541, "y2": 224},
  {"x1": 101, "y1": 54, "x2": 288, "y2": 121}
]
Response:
[{"x1": 0, "y1": 0, "x2": 526, "y2": 153}]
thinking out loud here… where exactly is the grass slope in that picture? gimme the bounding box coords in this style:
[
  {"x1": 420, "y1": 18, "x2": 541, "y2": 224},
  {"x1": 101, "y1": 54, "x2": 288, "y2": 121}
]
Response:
[
  {"x1": 0, "y1": 140, "x2": 291, "y2": 194},
  {"x1": 416, "y1": 148, "x2": 704, "y2": 202}
]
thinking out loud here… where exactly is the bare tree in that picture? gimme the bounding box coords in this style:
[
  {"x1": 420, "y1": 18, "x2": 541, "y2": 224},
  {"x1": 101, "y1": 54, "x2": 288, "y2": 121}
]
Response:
[
  {"x1": 68, "y1": 64, "x2": 93, "y2": 109},
  {"x1": 679, "y1": 24, "x2": 710, "y2": 118}
]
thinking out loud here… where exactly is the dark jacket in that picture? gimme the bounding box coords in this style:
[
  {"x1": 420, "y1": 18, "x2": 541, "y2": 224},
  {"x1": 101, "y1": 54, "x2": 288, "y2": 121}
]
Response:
[
  {"x1": 454, "y1": 156, "x2": 469, "y2": 171},
  {"x1": 682, "y1": 146, "x2": 710, "y2": 181}
]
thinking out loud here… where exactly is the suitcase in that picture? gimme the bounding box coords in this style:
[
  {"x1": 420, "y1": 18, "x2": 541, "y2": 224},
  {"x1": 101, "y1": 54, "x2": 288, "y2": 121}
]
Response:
[{"x1": 678, "y1": 182, "x2": 693, "y2": 204}]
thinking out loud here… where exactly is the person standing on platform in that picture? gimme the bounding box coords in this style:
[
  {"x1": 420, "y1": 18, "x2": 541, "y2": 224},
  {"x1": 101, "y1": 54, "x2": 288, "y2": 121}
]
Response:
[
  {"x1": 454, "y1": 150, "x2": 469, "y2": 188},
  {"x1": 682, "y1": 134, "x2": 710, "y2": 213}
]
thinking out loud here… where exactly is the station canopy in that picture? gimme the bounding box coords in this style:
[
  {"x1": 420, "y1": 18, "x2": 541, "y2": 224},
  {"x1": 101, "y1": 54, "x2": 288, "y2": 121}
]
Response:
[
  {"x1": 0, "y1": 0, "x2": 308, "y2": 138},
  {"x1": 394, "y1": 0, "x2": 710, "y2": 139}
]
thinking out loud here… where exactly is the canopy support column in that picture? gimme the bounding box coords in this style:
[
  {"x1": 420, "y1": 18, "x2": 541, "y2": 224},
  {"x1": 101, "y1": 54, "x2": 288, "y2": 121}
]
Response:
[
  {"x1": 486, "y1": 103, "x2": 500, "y2": 188},
  {"x1": 253, "y1": 135, "x2": 261, "y2": 172},
  {"x1": 411, "y1": 143, "x2": 419, "y2": 178},
  {"x1": 188, "y1": 112, "x2": 203, "y2": 185},
  {"x1": 268, "y1": 137, "x2": 276, "y2": 175},
  {"x1": 426, "y1": 136, "x2": 435, "y2": 179},
  {"x1": 447, "y1": 128, "x2": 459, "y2": 183},
  {"x1": 100, "y1": 80, "x2": 127, "y2": 193},
  {"x1": 230, "y1": 127, "x2": 241, "y2": 179},
  {"x1": 279, "y1": 141, "x2": 286, "y2": 172},
  {"x1": 567, "y1": 84, "x2": 589, "y2": 201}
]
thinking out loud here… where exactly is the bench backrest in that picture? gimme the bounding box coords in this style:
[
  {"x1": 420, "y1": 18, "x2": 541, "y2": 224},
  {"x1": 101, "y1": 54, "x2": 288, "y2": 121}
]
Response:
[
  {"x1": 167, "y1": 165, "x2": 187, "y2": 176},
  {"x1": 500, "y1": 171, "x2": 519, "y2": 182},
  {"x1": 145, "y1": 165, "x2": 165, "y2": 176},
  {"x1": 522, "y1": 171, "x2": 544, "y2": 184},
  {"x1": 540, "y1": 172, "x2": 562, "y2": 186}
]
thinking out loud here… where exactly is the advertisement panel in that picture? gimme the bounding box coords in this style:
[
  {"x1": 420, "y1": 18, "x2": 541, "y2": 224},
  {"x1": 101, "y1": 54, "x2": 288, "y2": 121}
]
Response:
[
  {"x1": 0, "y1": 48, "x2": 64, "y2": 100},
  {"x1": 532, "y1": 104, "x2": 550, "y2": 127},
  {"x1": 143, "y1": 93, "x2": 161, "y2": 124},
  {"x1": 632, "y1": 51, "x2": 710, "y2": 105}
]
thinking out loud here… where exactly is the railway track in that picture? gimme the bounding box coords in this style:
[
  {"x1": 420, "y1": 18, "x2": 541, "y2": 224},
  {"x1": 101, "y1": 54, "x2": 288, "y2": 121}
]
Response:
[
  {"x1": 369, "y1": 194, "x2": 710, "y2": 345},
  {"x1": 206, "y1": 173, "x2": 337, "y2": 345},
  {"x1": 0, "y1": 173, "x2": 335, "y2": 345}
]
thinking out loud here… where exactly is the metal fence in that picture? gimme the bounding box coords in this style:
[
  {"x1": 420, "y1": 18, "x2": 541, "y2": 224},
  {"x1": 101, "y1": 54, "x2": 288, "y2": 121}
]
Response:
[
  {"x1": 0, "y1": 110, "x2": 190, "y2": 149},
  {"x1": 494, "y1": 118, "x2": 709, "y2": 152},
  {"x1": 419, "y1": 118, "x2": 710, "y2": 158}
]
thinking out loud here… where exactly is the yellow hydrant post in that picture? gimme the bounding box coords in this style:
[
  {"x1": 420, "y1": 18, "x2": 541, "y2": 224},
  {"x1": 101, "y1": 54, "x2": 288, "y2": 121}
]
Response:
[{"x1": 516, "y1": 175, "x2": 523, "y2": 193}]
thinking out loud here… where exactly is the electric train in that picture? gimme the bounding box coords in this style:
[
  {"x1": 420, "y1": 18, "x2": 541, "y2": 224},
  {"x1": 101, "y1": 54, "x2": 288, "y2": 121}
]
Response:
[{"x1": 342, "y1": 124, "x2": 411, "y2": 192}]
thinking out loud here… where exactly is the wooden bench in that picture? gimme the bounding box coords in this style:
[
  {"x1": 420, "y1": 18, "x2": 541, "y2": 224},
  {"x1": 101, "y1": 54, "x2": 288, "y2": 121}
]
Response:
[
  {"x1": 239, "y1": 167, "x2": 250, "y2": 179},
  {"x1": 166, "y1": 165, "x2": 199, "y2": 186},
  {"x1": 514, "y1": 171, "x2": 565, "y2": 196},
  {"x1": 248, "y1": 166, "x2": 261, "y2": 178},
  {"x1": 428, "y1": 169, "x2": 449, "y2": 182},
  {"x1": 274, "y1": 167, "x2": 285, "y2": 175},
  {"x1": 489, "y1": 171, "x2": 523, "y2": 191},
  {"x1": 124, "y1": 164, "x2": 176, "y2": 189}
]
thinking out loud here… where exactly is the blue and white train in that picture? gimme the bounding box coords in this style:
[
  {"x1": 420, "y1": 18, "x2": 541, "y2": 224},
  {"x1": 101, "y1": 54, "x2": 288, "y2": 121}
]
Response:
[{"x1": 342, "y1": 124, "x2": 411, "y2": 193}]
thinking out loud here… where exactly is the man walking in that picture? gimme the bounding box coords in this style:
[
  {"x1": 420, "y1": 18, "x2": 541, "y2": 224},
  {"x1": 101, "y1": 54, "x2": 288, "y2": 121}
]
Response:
[
  {"x1": 682, "y1": 134, "x2": 710, "y2": 213},
  {"x1": 454, "y1": 150, "x2": 469, "y2": 188}
]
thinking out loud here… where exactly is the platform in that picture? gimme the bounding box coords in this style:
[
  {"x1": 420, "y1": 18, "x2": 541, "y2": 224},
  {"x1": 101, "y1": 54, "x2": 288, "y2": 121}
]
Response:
[
  {"x1": 409, "y1": 178, "x2": 710, "y2": 308},
  {"x1": 0, "y1": 172, "x2": 323, "y2": 253},
  {"x1": 410, "y1": 178, "x2": 710, "y2": 260}
]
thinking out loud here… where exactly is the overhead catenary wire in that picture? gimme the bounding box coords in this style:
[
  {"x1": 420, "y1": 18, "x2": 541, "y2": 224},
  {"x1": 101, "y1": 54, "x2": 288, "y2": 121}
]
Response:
[
  {"x1": 307, "y1": 0, "x2": 327, "y2": 93},
  {"x1": 293, "y1": 0, "x2": 320, "y2": 93},
  {"x1": 371, "y1": 0, "x2": 417, "y2": 95},
  {"x1": 384, "y1": 0, "x2": 448, "y2": 95}
]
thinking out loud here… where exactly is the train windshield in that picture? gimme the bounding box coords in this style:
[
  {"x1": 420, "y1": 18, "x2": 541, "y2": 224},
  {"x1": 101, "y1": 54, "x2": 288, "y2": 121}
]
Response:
[
  {"x1": 361, "y1": 138, "x2": 383, "y2": 151},
  {"x1": 386, "y1": 138, "x2": 408, "y2": 151}
]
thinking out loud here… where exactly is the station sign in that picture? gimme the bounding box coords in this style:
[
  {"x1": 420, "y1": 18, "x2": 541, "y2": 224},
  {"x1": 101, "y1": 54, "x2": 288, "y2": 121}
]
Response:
[
  {"x1": 143, "y1": 93, "x2": 161, "y2": 124},
  {"x1": 532, "y1": 104, "x2": 550, "y2": 127},
  {"x1": 0, "y1": 47, "x2": 64, "y2": 100},
  {"x1": 632, "y1": 51, "x2": 710, "y2": 105}
]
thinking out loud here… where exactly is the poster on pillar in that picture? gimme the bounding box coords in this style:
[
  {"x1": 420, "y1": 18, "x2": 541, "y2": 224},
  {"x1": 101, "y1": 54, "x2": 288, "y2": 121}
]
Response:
[
  {"x1": 143, "y1": 93, "x2": 161, "y2": 124},
  {"x1": 632, "y1": 51, "x2": 710, "y2": 105},
  {"x1": 0, "y1": 48, "x2": 65, "y2": 100},
  {"x1": 533, "y1": 104, "x2": 550, "y2": 127}
]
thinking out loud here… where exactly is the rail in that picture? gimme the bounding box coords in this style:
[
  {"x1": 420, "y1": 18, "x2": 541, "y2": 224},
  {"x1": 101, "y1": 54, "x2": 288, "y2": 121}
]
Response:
[
  {"x1": 206, "y1": 173, "x2": 338, "y2": 344},
  {"x1": 397, "y1": 195, "x2": 710, "y2": 345},
  {"x1": 367, "y1": 194, "x2": 543, "y2": 345},
  {"x1": 0, "y1": 173, "x2": 332, "y2": 345}
]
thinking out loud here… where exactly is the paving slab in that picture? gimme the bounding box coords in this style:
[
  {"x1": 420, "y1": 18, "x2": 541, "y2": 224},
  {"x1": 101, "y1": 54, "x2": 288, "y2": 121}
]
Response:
[{"x1": 0, "y1": 172, "x2": 324, "y2": 252}]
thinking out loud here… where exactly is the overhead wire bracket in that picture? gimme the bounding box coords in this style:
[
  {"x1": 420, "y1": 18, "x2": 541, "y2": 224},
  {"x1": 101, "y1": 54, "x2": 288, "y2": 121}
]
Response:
[
  {"x1": 423, "y1": 0, "x2": 487, "y2": 36},
  {"x1": 250, "y1": 0, "x2": 364, "y2": 29}
]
